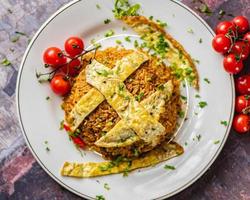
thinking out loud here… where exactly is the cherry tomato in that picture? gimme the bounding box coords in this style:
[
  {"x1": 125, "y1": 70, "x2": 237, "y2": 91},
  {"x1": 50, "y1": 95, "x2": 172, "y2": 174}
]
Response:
[
  {"x1": 215, "y1": 21, "x2": 236, "y2": 35},
  {"x1": 64, "y1": 124, "x2": 71, "y2": 132},
  {"x1": 212, "y1": 34, "x2": 231, "y2": 54},
  {"x1": 243, "y1": 32, "x2": 250, "y2": 46},
  {"x1": 61, "y1": 59, "x2": 81, "y2": 77},
  {"x1": 235, "y1": 95, "x2": 250, "y2": 113},
  {"x1": 235, "y1": 75, "x2": 250, "y2": 95},
  {"x1": 50, "y1": 75, "x2": 71, "y2": 96},
  {"x1": 232, "y1": 16, "x2": 249, "y2": 34},
  {"x1": 223, "y1": 54, "x2": 243, "y2": 74},
  {"x1": 71, "y1": 136, "x2": 85, "y2": 148},
  {"x1": 233, "y1": 114, "x2": 250, "y2": 133},
  {"x1": 64, "y1": 37, "x2": 84, "y2": 57},
  {"x1": 43, "y1": 47, "x2": 67, "y2": 68},
  {"x1": 231, "y1": 41, "x2": 250, "y2": 60}
]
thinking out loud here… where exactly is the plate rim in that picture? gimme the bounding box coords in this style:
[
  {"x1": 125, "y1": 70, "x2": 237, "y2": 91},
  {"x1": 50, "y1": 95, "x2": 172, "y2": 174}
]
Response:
[{"x1": 15, "y1": 0, "x2": 235, "y2": 199}]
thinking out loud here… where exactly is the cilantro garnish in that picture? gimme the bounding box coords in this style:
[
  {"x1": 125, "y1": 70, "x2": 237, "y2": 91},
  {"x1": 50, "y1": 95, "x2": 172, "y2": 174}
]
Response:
[
  {"x1": 199, "y1": 101, "x2": 207, "y2": 108},
  {"x1": 104, "y1": 19, "x2": 111, "y2": 24},
  {"x1": 113, "y1": 0, "x2": 140, "y2": 19},
  {"x1": 164, "y1": 165, "x2": 175, "y2": 170},
  {"x1": 220, "y1": 121, "x2": 228, "y2": 126}
]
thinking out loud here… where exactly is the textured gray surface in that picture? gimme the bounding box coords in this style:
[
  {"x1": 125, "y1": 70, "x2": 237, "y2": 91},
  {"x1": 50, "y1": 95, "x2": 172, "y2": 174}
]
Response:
[{"x1": 0, "y1": 0, "x2": 250, "y2": 199}]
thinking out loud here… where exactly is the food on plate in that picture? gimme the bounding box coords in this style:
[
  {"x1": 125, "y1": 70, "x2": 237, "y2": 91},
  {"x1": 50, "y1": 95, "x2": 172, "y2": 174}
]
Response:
[
  {"x1": 62, "y1": 47, "x2": 183, "y2": 160},
  {"x1": 121, "y1": 16, "x2": 199, "y2": 89},
  {"x1": 37, "y1": 0, "x2": 201, "y2": 177},
  {"x1": 61, "y1": 142, "x2": 183, "y2": 178}
]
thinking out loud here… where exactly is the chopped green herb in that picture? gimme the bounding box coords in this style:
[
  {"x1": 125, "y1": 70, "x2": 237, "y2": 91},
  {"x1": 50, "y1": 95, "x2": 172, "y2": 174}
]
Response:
[
  {"x1": 193, "y1": 59, "x2": 200, "y2": 64},
  {"x1": 194, "y1": 112, "x2": 198, "y2": 115},
  {"x1": 104, "y1": 183, "x2": 110, "y2": 190},
  {"x1": 157, "y1": 84, "x2": 165, "y2": 91},
  {"x1": 15, "y1": 31, "x2": 27, "y2": 36},
  {"x1": 199, "y1": 101, "x2": 207, "y2": 108},
  {"x1": 46, "y1": 96, "x2": 50, "y2": 100},
  {"x1": 134, "y1": 40, "x2": 139, "y2": 48},
  {"x1": 1, "y1": 58, "x2": 11, "y2": 66},
  {"x1": 125, "y1": 96, "x2": 130, "y2": 101},
  {"x1": 125, "y1": 36, "x2": 131, "y2": 42},
  {"x1": 59, "y1": 120, "x2": 64, "y2": 130},
  {"x1": 155, "y1": 34, "x2": 169, "y2": 58},
  {"x1": 204, "y1": 78, "x2": 210, "y2": 84},
  {"x1": 104, "y1": 18, "x2": 111, "y2": 24},
  {"x1": 104, "y1": 30, "x2": 115, "y2": 37},
  {"x1": 95, "y1": 195, "x2": 105, "y2": 200},
  {"x1": 135, "y1": 92, "x2": 144, "y2": 101},
  {"x1": 113, "y1": 0, "x2": 140, "y2": 19},
  {"x1": 214, "y1": 140, "x2": 220, "y2": 144},
  {"x1": 184, "y1": 142, "x2": 188, "y2": 146},
  {"x1": 156, "y1": 19, "x2": 167, "y2": 28},
  {"x1": 94, "y1": 43, "x2": 102, "y2": 48},
  {"x1": 181, "y1": 95, "x2": 187, "y2": 101},
  {"x1": 199, "y1": 38, "x2": 203, "y2": 43},
  {"x1": 196, "y1": 134, "x2": 201, "y2": 141},
  {"x1": 95, "y1": 69, "x2": 109, "y2": 77},
  {"x1": 122, "y1": 168, "x2": 129, "y2": 177},
  {"x1": 187, "y1": 28, "x2": 194, "y2": 34},
  {"x1": 198, "y1": 3, "x2": 212, "y2": 16},
  {"x1": 11, "y1": 35, "x2": 20, "y2": 43},
  {"x1": 195, "y1": 94, "x2": 201, "y2": 98},
  {"x1": 178, "y1": 110, "x2": 185, "y2": 118},
  {"x1": 164, "y1": 165, "x2": 175, "y2": 170},
  {"x1": 44, "y1": 141, "x2": 48, "y2": 145},
  {"x1": 220, "y1": 121, "x2": 228, "y2": 126},
  {"x1": 122, "y1": 26, "x2": 127, "y2": 31},
  {"x1": 96, "y1": 4, "x2": 101, "y2": 9},
  {"x1": 46, "y1": 147, "x2": 50, "y2": 151},
  {"x1": 118, "y1": 83, "x2": 124, "y2": 91},
  {"x1": 116, "y1": 40, "x2": 122, "y2": 45}
]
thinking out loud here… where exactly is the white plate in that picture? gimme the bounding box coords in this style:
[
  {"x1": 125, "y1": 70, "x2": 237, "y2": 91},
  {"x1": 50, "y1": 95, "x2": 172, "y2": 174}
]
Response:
[{"x1": 16, "y1": 0, "x2": 235, "y2": 199}]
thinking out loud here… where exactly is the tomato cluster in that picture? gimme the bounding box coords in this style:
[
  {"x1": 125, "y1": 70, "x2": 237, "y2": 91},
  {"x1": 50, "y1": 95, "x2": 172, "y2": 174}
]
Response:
[
  {"x1": 212, "y1": 16, "x2": 250, "y2": 134},
  {"x1": 42, "y1": 37, "x2": 85, "y2": 96},
  {"x1": 234, "y1": 76, "x2": 250, "y2": 134},
  {"x1": 212, "y1": 16, "x2": 250, "y2": 74}
]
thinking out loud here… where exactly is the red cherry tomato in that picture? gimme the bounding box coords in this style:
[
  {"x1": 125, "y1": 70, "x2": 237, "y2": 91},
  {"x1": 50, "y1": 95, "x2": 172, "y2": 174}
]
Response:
[
  {"x1": 243, "y1": 32, "x2": 250, "y2": 46},
  {"x1": 231, "y1": 41, "x2": 250, "y2": 60},
  {"x1": 235, "y1": 95, "x2": 250, "y2": 113},
  {"x1": 232, "y1": 16, "x2": 249, "y2": 34},
  {"x1": 233, "y1": 114, "x2": 250, "y2": 134},
  {"x1": 215, "y1": 21, "x2": 236, "y2": 35},
  {"x1": 43, "y1": 47, "x2": 67, "y2": 68},
  {"x1": 64, "y1": 124, "x2": 71, "y2": 132},
  {"x1": 235, "y1": 75, "x2": 250, "y2": 95},
  {"x1": 50, "y1": 75, "x2": 71, "y2": 96},
  {"x1": 212, "y1": 34, "x2": 231, "y2": 54},
  {"x1": 61, "y1": 59, "x2": 81, "y2": 77},
  {"x1": 64, "y1": 37, "x2": 84, "y2": 57},
  {"x1": 71, "y1": 136, "x2": 85, "y2": 148},
  {"x1": 223, "y1": 54, "x2": 243, "y2": 74}
]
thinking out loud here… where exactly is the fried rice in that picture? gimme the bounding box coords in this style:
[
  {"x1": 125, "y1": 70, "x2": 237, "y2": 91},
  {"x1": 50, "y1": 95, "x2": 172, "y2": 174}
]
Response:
[{"x1": 62, "y1": 47, "x2": 182, "y2": 159}]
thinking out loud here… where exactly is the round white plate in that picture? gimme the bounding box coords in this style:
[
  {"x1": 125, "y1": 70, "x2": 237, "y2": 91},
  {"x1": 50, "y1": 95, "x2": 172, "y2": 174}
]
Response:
[{"x1": 16, "y1": 0, "x2": 234, "y2": 199}]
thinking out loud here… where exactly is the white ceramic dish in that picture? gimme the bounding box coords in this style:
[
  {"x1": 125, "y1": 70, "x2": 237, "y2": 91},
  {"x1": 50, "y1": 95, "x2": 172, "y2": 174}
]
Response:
[{"x1": 16, "y1": 0, "x2": 234, "y2": 199}]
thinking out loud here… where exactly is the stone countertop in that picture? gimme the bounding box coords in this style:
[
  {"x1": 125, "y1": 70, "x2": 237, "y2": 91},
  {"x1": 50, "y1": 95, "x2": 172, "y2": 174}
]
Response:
[{"x1": 0, "y1": 0, "x2": 249, "y2": 199}]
